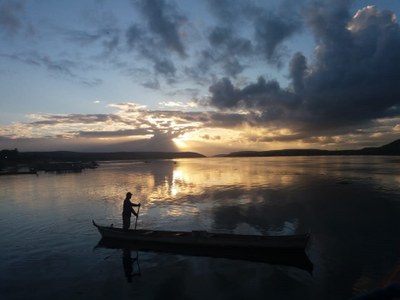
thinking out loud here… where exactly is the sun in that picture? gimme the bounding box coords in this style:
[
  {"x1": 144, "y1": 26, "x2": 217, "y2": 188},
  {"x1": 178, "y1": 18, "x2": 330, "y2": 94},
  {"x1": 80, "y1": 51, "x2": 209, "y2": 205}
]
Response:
[{"x1": 172, "y1": 136, "x2": 189, "y2": 150}]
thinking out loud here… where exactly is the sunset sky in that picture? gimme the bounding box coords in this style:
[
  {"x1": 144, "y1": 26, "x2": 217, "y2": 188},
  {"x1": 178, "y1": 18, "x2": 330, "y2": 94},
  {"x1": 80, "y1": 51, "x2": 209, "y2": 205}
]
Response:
[{"x1": 1, "y1": 0, "x2": 400, "y2": 156}]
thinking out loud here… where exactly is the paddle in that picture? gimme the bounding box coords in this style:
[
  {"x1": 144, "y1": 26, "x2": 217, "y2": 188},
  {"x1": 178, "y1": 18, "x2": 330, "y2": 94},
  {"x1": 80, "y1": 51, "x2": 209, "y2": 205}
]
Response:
[{"x1": 134, "y1": 204, "x2": 141, "y2": 230}]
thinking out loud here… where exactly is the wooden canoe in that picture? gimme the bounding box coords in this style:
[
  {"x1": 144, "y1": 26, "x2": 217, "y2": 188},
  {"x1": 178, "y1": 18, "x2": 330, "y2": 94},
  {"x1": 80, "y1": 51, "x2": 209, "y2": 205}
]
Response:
[{"x1": 93, "y1": 220, "x2": 313, "y2": 271}]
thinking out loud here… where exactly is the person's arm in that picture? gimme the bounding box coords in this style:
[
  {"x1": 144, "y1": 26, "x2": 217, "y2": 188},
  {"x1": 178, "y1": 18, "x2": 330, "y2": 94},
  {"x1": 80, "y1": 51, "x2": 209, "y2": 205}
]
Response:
[
  {"x1": 131, "y1": 202, "x2": 140, "y2": 216},
  {"x1": 132, "y1": 208, "x2": 138, "y2": 217}
]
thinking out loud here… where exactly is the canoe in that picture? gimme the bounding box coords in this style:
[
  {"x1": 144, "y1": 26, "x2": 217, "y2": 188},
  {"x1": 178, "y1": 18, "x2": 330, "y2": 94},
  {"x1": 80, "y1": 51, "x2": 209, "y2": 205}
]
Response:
[
  {"x1": 92, "y1": 220, "x2": 313, "y2": 271},
  {"x1": 92, "y1": 220, "x2": 309, "y2": 249}
]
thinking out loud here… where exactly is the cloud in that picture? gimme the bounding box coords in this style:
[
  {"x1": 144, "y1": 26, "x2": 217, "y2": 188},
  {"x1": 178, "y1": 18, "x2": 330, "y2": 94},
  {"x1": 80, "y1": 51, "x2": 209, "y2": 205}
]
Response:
[
  {"x1": 142, "y1": 78, "x2": 161, "y2": 90},
  {"x1": 254, "y1": 10, "x2": 302, "y2": 64},
  {"x1": 206, "y1": 4, "x2": 400, "y2": 139},
  {"x1": 159, "y1": 100, "x2": 198, "y2": 110},
  {"x1": 203, "y1": 26, "x2": 253, "y2": 77},
  {"x1": 208, "y1": 76, "x2": 297, "y2": 114},
  {"x1": 126, "y1": 23, "x2": 178, "y2": 78},
  {"x1": 134, "y1": 0, "x2": 187, "y2": 57},
  {"x1": 1, "y1": 103, "x2": 204, "y2": 140},
  {"x1": 0, "y1": 102, "x2": 197, "y2": 152},
  {"x1": 0, "y1": 0, "x2": 29, "y2": 36},
  {"x1": 0, "y1": 0, "x2": 306, "y2": 91},
  {"x1": 202, "y1": 0, "x2": 303, "y2": 73},
  {"x1": 64, "y1": 27, "x2": 121, "y2": 56},
  {"x1": 77, "y1": 128, "x2": 151, "y2": 138},
  {"x1": 27, "y1": 113, "x2": 122, "y2": 125},
  {"x1": 124, "y1": 0, "x2": 190, "y2": 81},
  {"x1": 303, "y1": 4, "x2": 400, "y2": 123},
  {"x1": 206, "y1": 0, "x2": 246, "y2": 23},
  {"x1": 0, "y1": 52, "x2": 103, "y2": 86},
  {"x1": 1, "y1": 100, "x2": 399, "y2": 154},
  {"x1": 2, "y1": 1, "x2": 400, "y2": 154}
]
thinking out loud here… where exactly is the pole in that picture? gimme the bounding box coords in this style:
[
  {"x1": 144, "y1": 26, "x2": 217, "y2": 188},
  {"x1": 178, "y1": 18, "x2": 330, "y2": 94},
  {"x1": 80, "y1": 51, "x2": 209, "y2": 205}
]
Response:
[{"x1": 134, "y1": 204, "x2": 140, "y2": 230}]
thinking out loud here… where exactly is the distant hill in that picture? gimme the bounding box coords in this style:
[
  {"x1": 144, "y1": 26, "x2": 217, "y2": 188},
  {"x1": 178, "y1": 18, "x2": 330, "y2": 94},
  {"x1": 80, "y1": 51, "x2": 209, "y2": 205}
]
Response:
[
  {"x1": 361, "y1": 139, "x2": 400, "y2": 155},
  {"x1": 220, "y1": 139, "x2": 400, "y2": 157},
  {"x1": 0, "y1": 150, "x2": 205, "y2": 167},
  {"x1": 20, "y1": 151, "x2": 205, "y2": 162}
]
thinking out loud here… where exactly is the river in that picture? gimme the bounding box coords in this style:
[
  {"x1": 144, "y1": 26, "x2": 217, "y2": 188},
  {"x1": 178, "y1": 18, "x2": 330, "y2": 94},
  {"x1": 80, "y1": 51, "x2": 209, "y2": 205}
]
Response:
[{"x1": 1, "y1": 156, "x2": 400, "y2": 299}]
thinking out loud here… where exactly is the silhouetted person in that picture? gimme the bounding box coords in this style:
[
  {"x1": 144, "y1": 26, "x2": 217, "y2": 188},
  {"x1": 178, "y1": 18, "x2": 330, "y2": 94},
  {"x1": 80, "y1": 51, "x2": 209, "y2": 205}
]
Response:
[{"x1": 122, "y1": 192, "x2": 140, "y2": 230}]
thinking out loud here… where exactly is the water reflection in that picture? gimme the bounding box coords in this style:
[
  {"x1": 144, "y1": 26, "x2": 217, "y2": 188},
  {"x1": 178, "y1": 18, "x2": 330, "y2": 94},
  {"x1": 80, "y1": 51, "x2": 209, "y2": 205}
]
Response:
[
  {"x1": 122, "y1": 249, "x2": 140, "y2": 282},
  {"x1": 109, "y1": 158, "x2": 306, "y2": 207},
  {"x1": 2, "y1": 156, "x2": 400, "y2": 299},
  {"x1": 121, "y1": 157, "x2": 400, "y2": 298},
  {"x1": 96, "y1": 237, "x2": 313, "y2": 273}
]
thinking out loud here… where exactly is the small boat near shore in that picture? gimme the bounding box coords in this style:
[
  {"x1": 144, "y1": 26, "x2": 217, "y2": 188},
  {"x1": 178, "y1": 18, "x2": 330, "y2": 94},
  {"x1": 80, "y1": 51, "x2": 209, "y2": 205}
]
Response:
[{"x1": 93, "y1": 220, "x2": 313, "y2": 271}]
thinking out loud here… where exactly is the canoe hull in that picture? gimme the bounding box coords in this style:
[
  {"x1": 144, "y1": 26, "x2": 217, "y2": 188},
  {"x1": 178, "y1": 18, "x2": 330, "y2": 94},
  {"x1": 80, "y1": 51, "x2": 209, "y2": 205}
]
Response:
[{"x1": 93, "y1": 220, "x2": 313, "y2": 271}]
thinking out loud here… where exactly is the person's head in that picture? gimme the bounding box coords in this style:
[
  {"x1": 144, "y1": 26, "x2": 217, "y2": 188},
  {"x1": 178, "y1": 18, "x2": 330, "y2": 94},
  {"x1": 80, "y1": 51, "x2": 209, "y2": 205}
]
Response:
[{"x1": 126, "y1": 192, "x2": 132, "y2": 199}]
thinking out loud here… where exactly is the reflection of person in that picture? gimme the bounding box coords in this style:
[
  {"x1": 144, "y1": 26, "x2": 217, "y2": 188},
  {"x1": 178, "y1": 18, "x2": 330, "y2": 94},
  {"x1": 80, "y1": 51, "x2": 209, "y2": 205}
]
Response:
[
  {"x1": 122, "y1": 248, "x2": 141, "y2": 282},
  {"x1": 123, "y1": 248, "x2": 134, "y2": 282},
  {"x1": 122, "y1": 192, "x2": 140, "y2": 230}
]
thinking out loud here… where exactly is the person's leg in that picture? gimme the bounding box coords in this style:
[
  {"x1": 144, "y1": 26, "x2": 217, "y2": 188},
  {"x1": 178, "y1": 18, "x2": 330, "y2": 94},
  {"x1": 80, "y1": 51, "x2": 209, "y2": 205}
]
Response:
[{"x1": 123, "y1": 215, "x2": 131, "y2": 230}]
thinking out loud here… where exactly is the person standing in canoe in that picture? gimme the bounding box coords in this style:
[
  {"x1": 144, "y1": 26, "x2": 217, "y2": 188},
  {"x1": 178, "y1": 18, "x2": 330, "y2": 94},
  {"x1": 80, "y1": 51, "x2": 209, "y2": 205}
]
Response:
[{"x1": 122, "y1": 192, "x2": 140, "y2": 230}]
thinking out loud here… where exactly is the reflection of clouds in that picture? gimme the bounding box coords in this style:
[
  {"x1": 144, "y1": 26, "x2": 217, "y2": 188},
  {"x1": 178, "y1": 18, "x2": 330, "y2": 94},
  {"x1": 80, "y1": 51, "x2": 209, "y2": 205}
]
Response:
[
  {"x1": 233, "y1": 222, "x2": 263, "y2": 236},
  {"x1": 170, "y1": 158, "x2": 299, "y2": 191},
  {"x1": 136, "y1": 157, "x2": 303, "y2": 210},
  {"x1": 93, "y1": 158, "x2": 400, "y2": 299},
  {"x1": 207, "y1": 176, "x2": 400, "y2": 298},
  {"x1": 162, "y1": 205, "x2": 199, "y2": 218},
  {"x1": 84, "y1": 157, "x2": 400, "y2": 299},
  {"x1": 267, "y1": 219, "x2": 299, "y2": 236}
]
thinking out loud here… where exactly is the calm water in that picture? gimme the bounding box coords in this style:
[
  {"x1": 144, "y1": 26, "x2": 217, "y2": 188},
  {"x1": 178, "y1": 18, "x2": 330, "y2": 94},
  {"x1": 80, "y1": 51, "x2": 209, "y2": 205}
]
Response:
[{"x1": 1, "y1": 156, "x2": 400, "y2": 299}]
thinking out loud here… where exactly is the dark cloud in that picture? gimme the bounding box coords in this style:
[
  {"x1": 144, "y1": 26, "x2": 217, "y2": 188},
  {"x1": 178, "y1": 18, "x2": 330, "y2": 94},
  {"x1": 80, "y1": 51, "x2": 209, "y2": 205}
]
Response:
[
  {"x1": 303, "y1": 4, "x2": 400, "y2": 124},
  {"x1": 208, "y1": 76, "x2": 297, "y2": 113},
  {"x1": 254, "y1": 11, "x2": 302, "y2": 64},
  {"x1": 208, "y1": 27, "x2": 252, "y2": 56},
  {"x1": 208, "y1": 78, "x2": 240, "y2": 109},
  {"x1": 205, "y1": 26, "x2": 253, "y2": 77},
  {"x1": 0, "y1": 0, "x2": 25, "y2": 35},
  {"x1": 125, "y1": 24, "x2": 144, "y2": 48},
  {"x1": 0, "y1": 52, "x2": 103, "y2": 86},
  {"x1": 81, "y1": 78, "x2": 103, "y2": 87},
  {"x1": 206, "y1": 111, "x2": 247, "y2": 128},
  {"x1": 2, "y1": 0, "x2": 400, "y2": 151},
  {"x1": 0, "y1": 0, "x2": 306, "y2": 91},
  {"x1": 206, "y1": 0, "x2": 246, "y2": 24},
  {"x1": 206, "y1": 4, "x2": 400, "y2": 137},
  {"x1": 193, "y1": 2, "x2": 253, "y2": 78},
  {"x1": 154, "y1": 57, "x2": 176, "y2": 77},
  {"x1": 0, "y1": 52, "x2": 76, "y2": 77},
  {"x1": 126, "y1": 23, "x2": 178, "y2": 78},
  {"x1": 289, "y1": 52, "x2": 307, "y2": 93},
  {"x1": 65, "y1": 27, "x2": 121, "y2": 56},
  {"x1": 156, "y1": 110, "x2": 248, "y2": 129},
  {"x1": 202, "y1": 0, "x2": 303, "y2": 74},
  {"x1": 78, "y1": 128, "x2": 151, "y2": 138},
  {"x1": 30, "y1": 114, "x2": 123, "y2": 126},
  {"x1": 142, "y1": 78, "x2": 161, "y2": 90},
  {"x1": 133, "y1": 0, "x2": 186, "y2": 57}
]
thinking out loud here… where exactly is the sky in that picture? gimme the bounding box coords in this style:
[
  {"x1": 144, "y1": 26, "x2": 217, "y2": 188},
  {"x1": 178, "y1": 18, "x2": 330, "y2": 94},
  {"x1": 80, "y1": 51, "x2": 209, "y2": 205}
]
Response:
[{"x1": 1, "y1": 0, "x2": 400, "y2": 156}]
